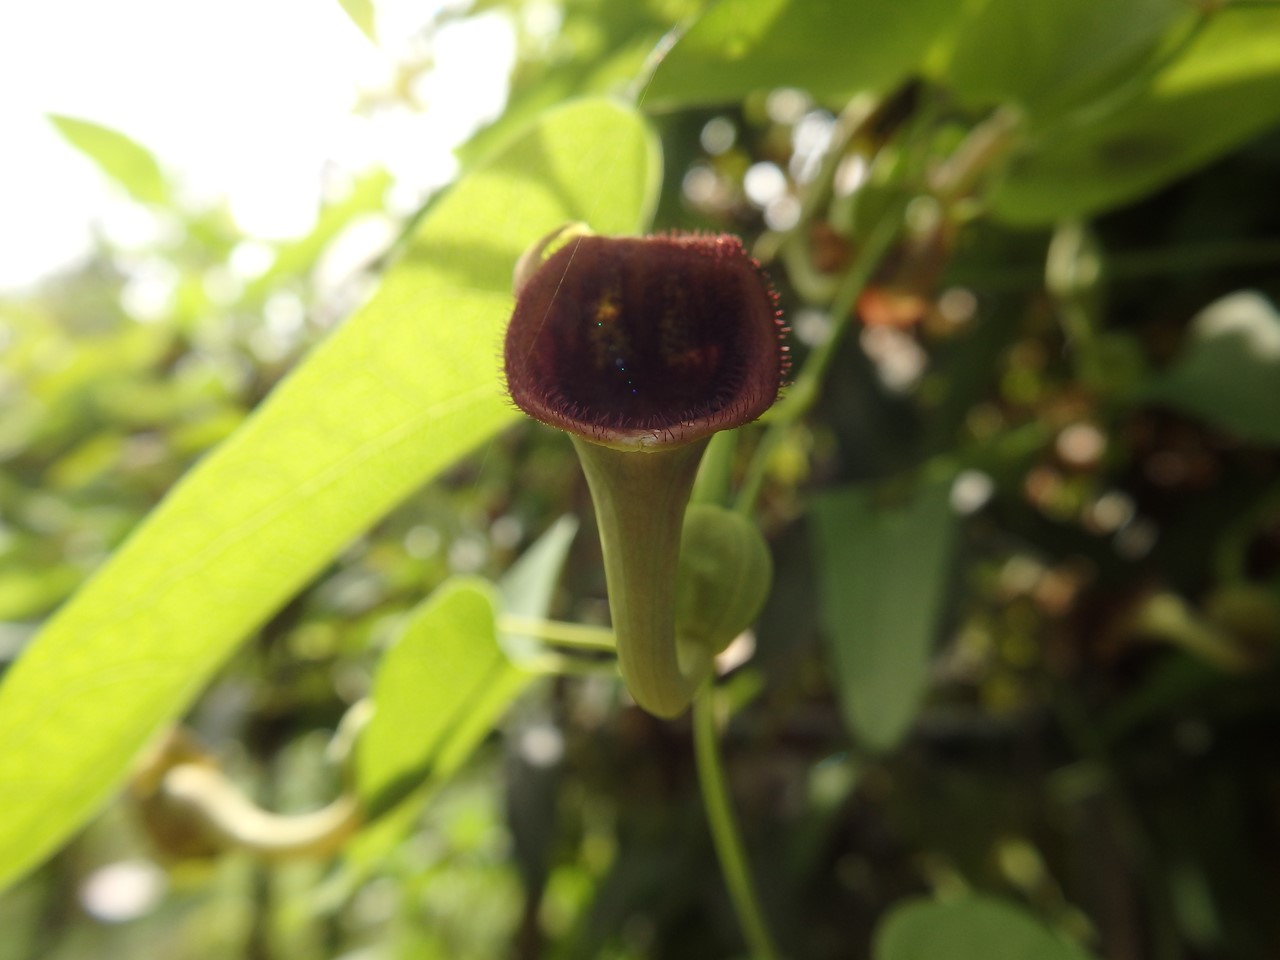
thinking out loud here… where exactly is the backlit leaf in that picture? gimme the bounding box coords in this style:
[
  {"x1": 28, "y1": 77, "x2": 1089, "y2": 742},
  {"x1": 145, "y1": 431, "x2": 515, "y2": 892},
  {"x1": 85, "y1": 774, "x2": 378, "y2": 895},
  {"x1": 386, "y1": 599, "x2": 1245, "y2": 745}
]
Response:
[
  {"x1": 48, "y1": 115, "x2": 169, "y2": 206},
  {"x1": 358, "y1": 515, "x2": 579, "y2": 816},
  {"x1": 357, "y1": 578, "x2": 511, "y2": 816},
  {"x1": 346, "y1": 517, "x2": 578, "y2": 866},
  {"x1": 0, "y1": 98, "x2": 659, "y2": 891}
]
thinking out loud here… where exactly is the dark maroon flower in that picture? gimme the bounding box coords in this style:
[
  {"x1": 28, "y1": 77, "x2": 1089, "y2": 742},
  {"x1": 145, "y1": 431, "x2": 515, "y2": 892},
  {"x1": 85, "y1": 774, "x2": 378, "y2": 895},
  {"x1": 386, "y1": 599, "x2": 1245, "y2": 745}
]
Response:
[
  {"x1": 502, "y1": 229, "x2": 787, "y2": 717},
  {"x1": 504, "y1": 232, "x2": 787, "y2": 450}
]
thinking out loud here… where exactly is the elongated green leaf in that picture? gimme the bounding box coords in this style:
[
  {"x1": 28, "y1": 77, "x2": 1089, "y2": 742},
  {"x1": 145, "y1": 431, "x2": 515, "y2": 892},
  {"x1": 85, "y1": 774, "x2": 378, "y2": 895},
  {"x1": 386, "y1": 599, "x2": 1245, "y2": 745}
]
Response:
[
  {"x1": 811, "y1": 480, "x2": 957, "y2": 753},
  {"x1": 643, "y1": 0, "x2": 967, "y2": 109},
  {"x1": 48, "y1": 114, "x2": 169, "y2": 206},
  {"x1": 875, "y1": 897, "x2": 1097, "y2": 960},
  {"x1": 1143, "y1": 291, "x2": 1280, "y2": 446},
  {"x1": 991, "y1": 7, "x2": 1280, "y2": 223},
  {"x1": 0, "y1": 98, "x2": 659, "y2": 891}
]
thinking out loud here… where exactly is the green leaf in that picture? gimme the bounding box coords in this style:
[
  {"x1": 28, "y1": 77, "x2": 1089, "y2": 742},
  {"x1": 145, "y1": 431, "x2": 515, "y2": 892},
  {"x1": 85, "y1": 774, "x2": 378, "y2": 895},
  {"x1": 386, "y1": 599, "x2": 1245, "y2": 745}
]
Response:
[
  {"x1": 0, "y1": 98, "x2": 659, "y2": 891},
  {"x1": 643, "y1": 0, "x2": 968, "y2": 108},
  {"x1": 1142, "y1": 291, "x2": 1280, "y2": 446},
  {"x1": 48, "y1": 114, "x2": 169, "y2": 206},
  {"x1": 336, "y1": 0, "x2": 377, "y2": 43},
  {"x1": 811, "y1": 480, "x2": 957, "y2": 753},
  {"x1": 346, "y1": 517, "x2": 578, "y2": 867},
  {"x1": 498, "y1": 514, "x2": 580, "y2": 662},
  {"x1": 875, "y1": 897, "x2": 1098, "y2": 960},
  {"x1": 944, "y1": 0, "x2": 1191, "y2": 117},
  {"x1": 429, "y1": 517, "x2": 579, "y2": 783},
  {"x1": 990, "y1": 7, "x2": 1280, "y2": 224},
  {"x1": 358, "y1": 515, "x2": 579, "y2": 814},
  {"x1": 357, "y1": 578, "x2": 512, "y2": 815},
  {"x1": 676, "y1": 504, "x2": 772, "y2": 655},
  {"x1": 0, "y1": 566, "x2": 83, "y2": 621}
]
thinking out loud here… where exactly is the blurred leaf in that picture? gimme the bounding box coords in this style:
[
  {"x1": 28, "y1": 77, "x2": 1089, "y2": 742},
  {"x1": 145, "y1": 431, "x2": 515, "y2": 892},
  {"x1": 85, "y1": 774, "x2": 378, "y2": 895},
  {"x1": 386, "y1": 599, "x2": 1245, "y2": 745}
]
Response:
[
  {"x1": 944, "y1": 0, "x2": 1191, "y2": 117},
  {"x1": 359, "y1": 516, "x2": 578, "y2": 815},
  {"x1": 643, "y1": 0, "x2": 967, "y2": 108},
  {"x1": 16, "y1": 320, "x2": 170, "y2": 417},
  {"x1": 46, "y1": 432, "x2": 126, "y2": 491},
  {"x1": 424, "y1": 519, "x2": 578, "y2": 784},
  {"x1": 811, "y1": 480, "x2": 957, "y2": 753},
  {"x1": 0, "y1": 98, "x2": 660, "y2": 891},
  {"x1": 167, "y1": 407, "x2": 247, "y2": 456},
  {"x1": 89, "y1": 376, "x2": 197, "y2": 428},
  {"x1": 1143, "y1": 291, "x2": 1280, "y2": 446},
  {"x1": 357, "y1": 578, "x2": 513, "y2": 815},
  {"x1": 346, "y1": 517, "x2": 577, "y2": 867},
  {"x1": 875, "y1": 896, "x2": 1098, "y2": 960},
  {"x1": 336, "y1": 0, "x2": 377, "y2": 43},
  {"x1": 498, "y1": 514, "x2": 579, "y2": 662},
  {"x1": 0, "y1": 566, "x2": 83, "y2": 621},
  {"x1": 991, "y1": 7, "x2": 1280, "y2": 223},
  {"x1": 48, "y1": 114, "x2": 169, "y2": 206}
]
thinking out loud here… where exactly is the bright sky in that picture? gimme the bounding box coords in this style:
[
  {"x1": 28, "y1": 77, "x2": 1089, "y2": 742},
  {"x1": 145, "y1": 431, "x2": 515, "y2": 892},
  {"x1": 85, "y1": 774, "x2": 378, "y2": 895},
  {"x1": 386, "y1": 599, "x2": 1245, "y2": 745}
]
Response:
[{"x1": 0, "y1": 0, "x2": 516, "y2": 291}]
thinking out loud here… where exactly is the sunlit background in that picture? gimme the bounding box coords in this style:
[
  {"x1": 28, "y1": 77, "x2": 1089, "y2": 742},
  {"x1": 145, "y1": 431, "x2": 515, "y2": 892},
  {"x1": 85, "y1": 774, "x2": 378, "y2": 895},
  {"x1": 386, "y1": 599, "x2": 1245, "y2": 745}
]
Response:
[{"x1": 0, "y1": 0, "x2": 517, "y2": 290}]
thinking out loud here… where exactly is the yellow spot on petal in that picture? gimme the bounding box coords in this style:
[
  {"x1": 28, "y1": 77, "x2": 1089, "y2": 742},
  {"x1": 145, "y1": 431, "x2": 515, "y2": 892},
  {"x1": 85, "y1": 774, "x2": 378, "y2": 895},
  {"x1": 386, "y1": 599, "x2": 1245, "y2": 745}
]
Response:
[{"x1": 595, "y1": 293, "x2": 621, "y2": 325}]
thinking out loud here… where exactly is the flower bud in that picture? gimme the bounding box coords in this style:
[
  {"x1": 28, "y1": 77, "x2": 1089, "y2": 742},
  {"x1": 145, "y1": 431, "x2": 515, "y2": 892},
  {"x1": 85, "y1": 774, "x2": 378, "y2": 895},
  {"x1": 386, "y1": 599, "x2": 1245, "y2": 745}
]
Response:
[{"x1": 676, "y1": 505, "x2": 773, "y2": 662}]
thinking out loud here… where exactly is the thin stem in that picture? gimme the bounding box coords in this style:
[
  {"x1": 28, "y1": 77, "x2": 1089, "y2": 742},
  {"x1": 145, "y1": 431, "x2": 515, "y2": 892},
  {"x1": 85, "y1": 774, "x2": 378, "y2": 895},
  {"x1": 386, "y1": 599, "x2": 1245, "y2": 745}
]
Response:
[
  {"x1": 498, "y1": 614, "x2": 616, "y2": 652},
  {"x1": 735, "y1": 211, "x2": 903, "y2": 515},
  {"x1": 693, "y1": 681, "x2": 782, "y2": 960},
  {"x1": 524, "y1": 652, "x2": 620, "y2": 678}
]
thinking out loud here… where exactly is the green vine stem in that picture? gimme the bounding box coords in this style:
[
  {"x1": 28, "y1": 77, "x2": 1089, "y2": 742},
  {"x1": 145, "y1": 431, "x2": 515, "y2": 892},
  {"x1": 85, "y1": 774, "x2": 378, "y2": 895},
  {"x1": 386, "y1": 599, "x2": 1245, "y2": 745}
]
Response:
[
  {"x1": 497, "y1": 615, "x2": 616, "y2": 652},
  {"x1": 693, "y1": 680, "x2": 782, "y2": 960}
]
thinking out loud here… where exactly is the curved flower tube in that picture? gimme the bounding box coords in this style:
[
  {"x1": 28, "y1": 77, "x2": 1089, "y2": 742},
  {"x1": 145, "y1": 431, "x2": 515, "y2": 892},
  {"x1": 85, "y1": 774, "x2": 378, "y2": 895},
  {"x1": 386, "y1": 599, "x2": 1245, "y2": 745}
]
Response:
[{"x1": 505, "y1": 228, "x2": 787, "y2": 717}]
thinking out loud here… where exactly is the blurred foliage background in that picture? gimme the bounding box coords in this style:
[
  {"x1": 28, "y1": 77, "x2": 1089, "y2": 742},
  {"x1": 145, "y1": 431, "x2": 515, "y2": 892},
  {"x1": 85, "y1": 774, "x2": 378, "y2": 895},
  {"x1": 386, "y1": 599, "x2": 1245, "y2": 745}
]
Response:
[{"x1": 3, "y1": 0, "x2": 1280, "y2": 958}]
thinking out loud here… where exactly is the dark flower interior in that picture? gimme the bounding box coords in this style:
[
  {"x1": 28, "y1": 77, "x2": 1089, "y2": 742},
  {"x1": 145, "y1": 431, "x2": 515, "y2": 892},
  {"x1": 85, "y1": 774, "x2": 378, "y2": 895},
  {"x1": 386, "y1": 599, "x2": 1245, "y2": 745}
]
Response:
[{"x1": 505, "y1": 233, "x2": 785, "y2": 444}]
